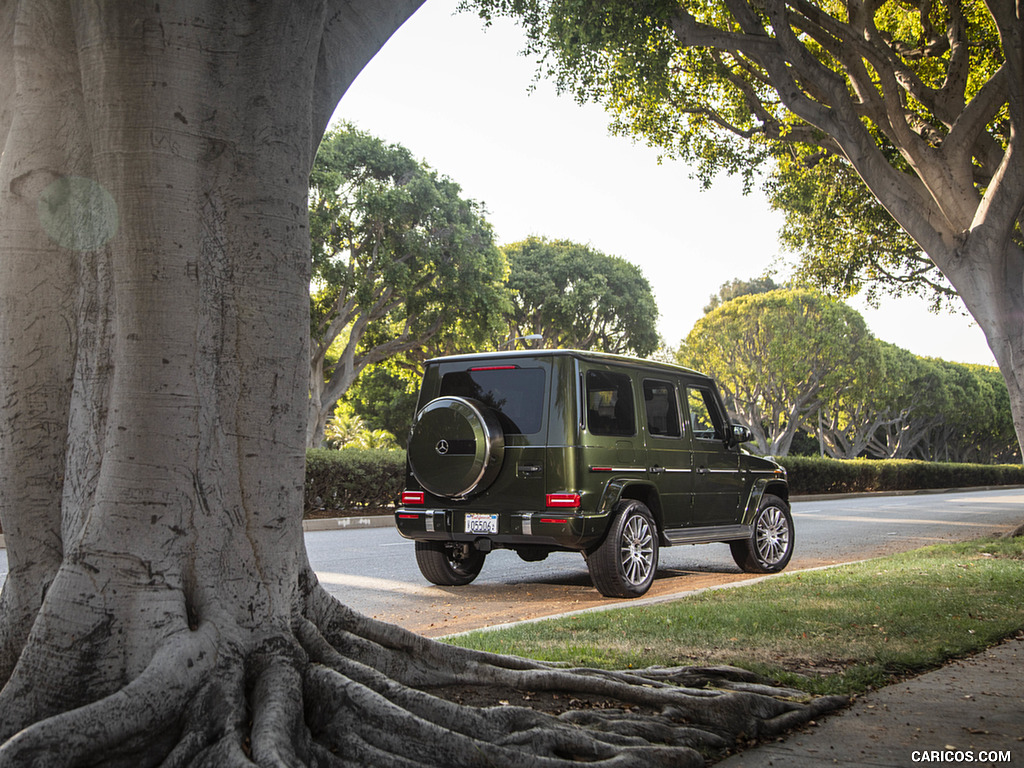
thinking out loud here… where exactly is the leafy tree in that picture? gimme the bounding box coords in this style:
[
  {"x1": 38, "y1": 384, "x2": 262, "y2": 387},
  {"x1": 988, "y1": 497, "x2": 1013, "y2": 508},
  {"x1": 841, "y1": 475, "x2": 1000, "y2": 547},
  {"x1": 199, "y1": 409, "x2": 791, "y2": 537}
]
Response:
[
  {"x1": 704, "y1": 276, "x2": 781, "y2": 313},
  {"x1": 308, "y1": 125, "x2": 510, "y2": 447},
  {"x1": 0, "y1": 3, "x2": 834, "y2": 762},
  {"x1": 341, "y1": 358, "x2": 422, "y2": 449},
  {"x1": 323, "y1": 403, "x2": 399, "y2": 451},
  {"x1": 914, "y1": 359, "x2": 1019, "y2": 463},
  {"x1": 466, "y1": 0, "x2": 1024, "y2": 458},
  {"x1": 502, "y1": 236, "x2": 661, "y2": 355},
  {"x1": 769, "y1": 155, "x2": 957, "y2": 310},
  {"x1": 817, "y1": 342, "x2": 944, "y2": 459},
  {"x1": 679, "y1": 289, "x2": 875, "y2": 455}
]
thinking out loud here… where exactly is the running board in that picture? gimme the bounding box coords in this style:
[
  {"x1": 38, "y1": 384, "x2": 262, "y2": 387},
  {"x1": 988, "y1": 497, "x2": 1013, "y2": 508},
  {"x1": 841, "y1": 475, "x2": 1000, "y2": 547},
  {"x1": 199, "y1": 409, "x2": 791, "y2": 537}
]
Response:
[{"x1": 663, "y1": 524, "x2": 752, "y2": 545}]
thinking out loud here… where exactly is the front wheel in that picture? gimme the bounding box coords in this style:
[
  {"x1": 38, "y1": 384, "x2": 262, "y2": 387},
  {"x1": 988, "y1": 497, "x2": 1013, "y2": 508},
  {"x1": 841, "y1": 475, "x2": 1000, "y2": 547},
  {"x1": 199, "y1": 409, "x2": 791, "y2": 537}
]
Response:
[
  {"x1": 415, "y1": 541, "x2": 486, "y2": 586},
  {"x1": 587, "y1": 500, "x2": 659, "y2": 598},
  {"x1": 731, "y1": 494, "x2": 794, "y2": 573}
]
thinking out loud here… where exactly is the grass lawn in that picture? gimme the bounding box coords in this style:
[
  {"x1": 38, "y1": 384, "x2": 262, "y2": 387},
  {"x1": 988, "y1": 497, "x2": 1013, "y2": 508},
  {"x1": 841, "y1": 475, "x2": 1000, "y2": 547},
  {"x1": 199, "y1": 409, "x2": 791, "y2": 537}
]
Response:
[{"x1": 446, "y1": 536, "x2": 1024, "y2": 696}]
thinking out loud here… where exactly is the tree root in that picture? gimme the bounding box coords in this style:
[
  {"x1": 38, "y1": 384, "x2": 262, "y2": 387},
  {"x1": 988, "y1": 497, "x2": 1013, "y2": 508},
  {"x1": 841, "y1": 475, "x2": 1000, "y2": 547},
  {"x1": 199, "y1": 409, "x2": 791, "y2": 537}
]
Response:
[{"x1": 0, "y1": 581, "x2": 850, "y2": 767}]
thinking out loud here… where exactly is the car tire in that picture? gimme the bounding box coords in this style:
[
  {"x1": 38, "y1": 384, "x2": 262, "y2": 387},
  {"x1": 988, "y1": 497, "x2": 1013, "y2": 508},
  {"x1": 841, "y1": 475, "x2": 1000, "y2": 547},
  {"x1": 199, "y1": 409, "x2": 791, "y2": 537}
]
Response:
[
  {"x1": 730, "y1": 494, "x2": 794, "y2": 573},
  {"x1": 414, "y1": 541, "x2": 486, "y2": 586},
  {"x1": 587, "y1": 500, "x2": 659, "y2": 598}
]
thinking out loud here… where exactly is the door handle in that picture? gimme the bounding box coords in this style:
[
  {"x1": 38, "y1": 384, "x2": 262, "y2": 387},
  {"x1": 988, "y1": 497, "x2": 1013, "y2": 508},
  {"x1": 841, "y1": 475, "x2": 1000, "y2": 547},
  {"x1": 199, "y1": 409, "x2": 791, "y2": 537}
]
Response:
[
  {"x1": 650, "y1": 465, "x2": 666, "y2": 474},
  {"x1": 697, "y1": 465, "x2": 710, "y2": 476}
]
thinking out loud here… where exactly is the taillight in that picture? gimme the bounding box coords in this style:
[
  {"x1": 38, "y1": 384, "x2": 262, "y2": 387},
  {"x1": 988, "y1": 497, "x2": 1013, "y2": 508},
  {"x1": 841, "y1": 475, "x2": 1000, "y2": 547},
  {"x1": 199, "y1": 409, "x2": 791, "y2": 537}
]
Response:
[
  {"x1": 545, "y1": 493, "x2": 581, "y2": 509},
  {"x1": 401, "y1": 491, "x2": 425, "y2": 505}
]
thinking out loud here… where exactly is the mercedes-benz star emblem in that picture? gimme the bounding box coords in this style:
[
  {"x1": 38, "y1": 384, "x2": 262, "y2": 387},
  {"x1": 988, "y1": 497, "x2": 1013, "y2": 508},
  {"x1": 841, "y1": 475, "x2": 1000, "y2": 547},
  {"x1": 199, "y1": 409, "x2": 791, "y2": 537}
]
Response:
[{"x1": 435, "y1": 439, "x2": 450, "y2": 455}]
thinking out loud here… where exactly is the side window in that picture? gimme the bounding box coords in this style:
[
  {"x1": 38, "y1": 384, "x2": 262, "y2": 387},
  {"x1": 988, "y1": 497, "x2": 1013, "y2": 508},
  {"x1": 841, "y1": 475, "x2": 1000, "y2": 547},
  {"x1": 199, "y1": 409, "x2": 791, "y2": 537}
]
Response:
[
  {"x1": 643, "y1": 379, "x2": 681, "y2": 438},
  {"x1": 686, "y1": 387, "x2": 726, "y2": 441},
  {"x1": 586, "y1": 370, "x2": 636, "y2": 437}
]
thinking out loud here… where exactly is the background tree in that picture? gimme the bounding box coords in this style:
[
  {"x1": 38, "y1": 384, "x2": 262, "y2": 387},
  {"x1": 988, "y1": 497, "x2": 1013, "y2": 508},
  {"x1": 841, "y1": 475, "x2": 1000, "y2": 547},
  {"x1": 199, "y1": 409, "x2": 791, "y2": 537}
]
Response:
[
  {"x1": 768, "y1": 154, "x2": 957, "y2": 310},
  {"x1": 307, "y1": 125, "x2": 510, "y2": 447},
  {"x1": 340, "y1": 358, "x2": 422, "y2": 449},
  {"x1": 0, "y1": 2, "x2": 837, "y2": 763},
  {"x1": 502, "y1": 236, "x2": 661, "y2": 355},
  {"x1": 323, "y1": 402, "x2": 399, "y2": 450},
  {"x1": 913, "y1": 359, "x2": 1019, "y2": 463},
  {"x1": 703, "y1": 275, "x2": 781, "y2": 313},
  {"x1": 467, "y1": 0, "x2": 1024, "y2": 458},
  {"x1": 817, "y1": 342, "x2": 942, "y2": 459},
  {"x1": 679, "y1": 289, "x2": 876, "y2": 455}
]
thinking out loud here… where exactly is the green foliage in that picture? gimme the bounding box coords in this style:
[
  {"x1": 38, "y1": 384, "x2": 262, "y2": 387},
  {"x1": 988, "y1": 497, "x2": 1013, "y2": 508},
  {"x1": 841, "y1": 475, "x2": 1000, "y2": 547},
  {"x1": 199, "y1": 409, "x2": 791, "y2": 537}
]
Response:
[
  {"x1": 502, "y1": 236, "x2": 661, "y2": 356},
  {"x1": 703, "y1": 275, "x2": 782, "y2": 313},
  {"x1": 342, "y1": 360, "x2": 420, "y2": 449},
  {"x1": 462, "y1": 0, "x2": 1017, "y2": 322},
  {"x1": 308, "y1": 124, "x2": 511, "y2": 444},
  {"x1": 679, "y1": 288, "x2": 875, "y2": 455},
  {"x1": 770, "y1": 154, "x2": 956, "y2": 310},
  {"x1": 778, "y1": 456, "x2": 1024, "y2": 495},
  {"x1": 682, "y1": 286, "x2": 1016, "y2": 461},
  {"x1": 323, "y1": 402, "x2": 399, "y2": 451},
  {"x1": 310, "y1": 125, "x2": 510, "y2": 353},
  {"x1": 304, "y1": 448, "x2": 406, "y2": 513}
]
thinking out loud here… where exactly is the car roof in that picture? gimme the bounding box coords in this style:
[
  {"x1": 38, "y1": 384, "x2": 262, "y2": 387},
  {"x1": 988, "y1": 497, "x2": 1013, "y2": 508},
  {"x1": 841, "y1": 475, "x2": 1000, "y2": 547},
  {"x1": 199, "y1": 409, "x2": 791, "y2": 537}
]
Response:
[{"x1": 425, "y1": 348, "x2": 713, "y2": 383}]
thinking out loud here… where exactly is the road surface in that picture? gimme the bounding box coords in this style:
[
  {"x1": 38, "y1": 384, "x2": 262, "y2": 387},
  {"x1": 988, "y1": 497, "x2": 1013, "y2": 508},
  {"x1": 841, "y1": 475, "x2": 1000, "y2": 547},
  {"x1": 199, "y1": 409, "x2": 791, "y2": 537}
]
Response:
[
  {"x1": 305, "y1": 488, "x2": 1024, "y2": 635},
  {"x1": 2, "y1": 488, "x2": 1021, "y2": 637}
]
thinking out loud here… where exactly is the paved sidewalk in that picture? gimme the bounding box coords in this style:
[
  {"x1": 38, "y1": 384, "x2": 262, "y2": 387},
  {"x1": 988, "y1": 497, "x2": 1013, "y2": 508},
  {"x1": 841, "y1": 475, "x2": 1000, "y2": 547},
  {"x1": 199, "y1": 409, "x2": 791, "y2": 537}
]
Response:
[{"x1": 716, "y1": 634, "x2": 1023, "y2": 767}]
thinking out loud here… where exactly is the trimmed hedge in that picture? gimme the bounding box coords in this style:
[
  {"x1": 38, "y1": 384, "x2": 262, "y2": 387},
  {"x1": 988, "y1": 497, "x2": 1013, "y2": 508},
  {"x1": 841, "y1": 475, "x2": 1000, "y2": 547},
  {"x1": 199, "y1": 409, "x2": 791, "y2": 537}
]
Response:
[
  {"x1": 301, "y1": 450, "x2": 1024, "y2": 517},
  {"x1": 778, "y1": 456, "x2": 1024, "y2": 496},
  {"x1": 304, "y1": 448, "x2": 406, "y2": 513}
]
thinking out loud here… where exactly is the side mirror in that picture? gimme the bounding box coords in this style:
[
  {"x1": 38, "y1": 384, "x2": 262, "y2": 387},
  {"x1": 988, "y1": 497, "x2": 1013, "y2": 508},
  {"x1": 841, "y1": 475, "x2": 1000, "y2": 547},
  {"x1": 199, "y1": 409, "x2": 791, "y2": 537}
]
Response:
[{"x1": 730, "y1": 424, "x2": 753, "y2": 445}]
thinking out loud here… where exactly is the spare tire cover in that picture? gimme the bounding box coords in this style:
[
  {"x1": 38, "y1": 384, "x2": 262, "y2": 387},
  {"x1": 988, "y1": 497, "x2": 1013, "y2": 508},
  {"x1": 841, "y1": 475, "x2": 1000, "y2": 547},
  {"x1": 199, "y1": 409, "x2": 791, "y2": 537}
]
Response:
[{"x1": 408, "y1": 396, "x2": 505, "y2": 499}]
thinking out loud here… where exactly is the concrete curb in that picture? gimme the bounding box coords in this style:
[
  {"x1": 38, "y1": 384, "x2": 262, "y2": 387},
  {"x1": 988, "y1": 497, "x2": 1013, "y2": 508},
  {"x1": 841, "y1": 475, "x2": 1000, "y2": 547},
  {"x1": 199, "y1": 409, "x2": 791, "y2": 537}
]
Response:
[{"x1": 302, "y1": 515, "x2": 395, "y2": 533}]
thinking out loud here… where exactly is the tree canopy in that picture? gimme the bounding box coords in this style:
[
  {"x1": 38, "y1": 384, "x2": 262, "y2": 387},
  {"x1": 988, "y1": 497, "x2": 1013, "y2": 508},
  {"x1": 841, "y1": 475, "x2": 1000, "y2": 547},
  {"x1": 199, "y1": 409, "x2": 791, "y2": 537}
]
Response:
[
  {"x1": 466, "y1": 0, "x2": 1024, "y2": 456},
  {"x1": 680, "y1": 289, "x2": 876, "y2": 455},
  {"x1": 703, "y1": 275, "x2": 781, "y2": 313},
  {"x1": 683, "y1": 289, "x2": 1016, "y2": 461},
  {"x1": 502, "y1": 236, "x2": 661, "y2": 355},
  {"x1": 307, "y1": 125, "x2": 510, "y2": 446}
]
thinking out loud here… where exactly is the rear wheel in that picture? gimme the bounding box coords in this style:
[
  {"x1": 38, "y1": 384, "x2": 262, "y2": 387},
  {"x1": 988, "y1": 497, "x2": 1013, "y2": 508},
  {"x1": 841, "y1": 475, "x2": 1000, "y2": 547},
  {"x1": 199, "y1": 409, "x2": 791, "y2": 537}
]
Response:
[
  {"x1": 414, "y1": 541, "x2": 486, "y2": 586},
  {"x1": 587, "y1": 500, "x2": 658, "y2": 598},
  {"x1": 731, "y1": 494, "x2": 794, "y2": 573}
]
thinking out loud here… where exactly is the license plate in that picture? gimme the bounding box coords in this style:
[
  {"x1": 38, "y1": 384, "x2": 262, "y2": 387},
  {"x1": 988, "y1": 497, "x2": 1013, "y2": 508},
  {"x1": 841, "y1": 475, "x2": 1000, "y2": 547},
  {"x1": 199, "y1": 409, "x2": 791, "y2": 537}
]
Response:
[{"x1": 465, "y1": 514, "x2": 498, "y2": 534}]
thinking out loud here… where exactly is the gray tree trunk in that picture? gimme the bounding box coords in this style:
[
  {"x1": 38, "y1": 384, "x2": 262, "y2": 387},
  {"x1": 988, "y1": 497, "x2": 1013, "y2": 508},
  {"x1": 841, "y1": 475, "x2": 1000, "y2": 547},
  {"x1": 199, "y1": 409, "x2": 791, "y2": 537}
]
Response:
[{"x1": 0, "y1": 2, "x2": 844, "y2": 763}]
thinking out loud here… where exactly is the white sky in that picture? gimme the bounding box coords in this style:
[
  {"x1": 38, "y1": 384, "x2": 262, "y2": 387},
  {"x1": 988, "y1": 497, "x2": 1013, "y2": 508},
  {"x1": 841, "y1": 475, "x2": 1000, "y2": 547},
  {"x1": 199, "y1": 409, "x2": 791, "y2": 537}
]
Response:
[{"x1": 331, "y1": 0, "x2": 996, "y2": 367}]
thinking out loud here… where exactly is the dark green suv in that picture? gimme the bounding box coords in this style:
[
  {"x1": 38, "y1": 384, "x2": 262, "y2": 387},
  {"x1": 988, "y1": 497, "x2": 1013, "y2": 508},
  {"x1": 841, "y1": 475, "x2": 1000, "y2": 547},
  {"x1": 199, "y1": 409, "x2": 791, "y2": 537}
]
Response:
[{"x1": 394, "y1": 350, "x2": 792, "y2": 598}]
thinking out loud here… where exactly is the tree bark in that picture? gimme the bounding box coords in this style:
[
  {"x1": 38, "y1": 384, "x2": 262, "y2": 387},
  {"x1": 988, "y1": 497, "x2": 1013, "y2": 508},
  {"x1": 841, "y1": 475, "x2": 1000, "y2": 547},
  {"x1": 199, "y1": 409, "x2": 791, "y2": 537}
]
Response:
[{"x1": 0, "y1": 2, "x2": 846, "y2": 763}]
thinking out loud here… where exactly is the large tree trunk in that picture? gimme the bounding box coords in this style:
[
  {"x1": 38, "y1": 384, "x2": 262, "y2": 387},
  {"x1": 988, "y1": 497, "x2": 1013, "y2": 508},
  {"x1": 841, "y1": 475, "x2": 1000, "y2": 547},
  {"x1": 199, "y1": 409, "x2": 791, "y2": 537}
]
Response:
[{"x1": 0, "y1": 2, "x2": 844, "y2": 764}]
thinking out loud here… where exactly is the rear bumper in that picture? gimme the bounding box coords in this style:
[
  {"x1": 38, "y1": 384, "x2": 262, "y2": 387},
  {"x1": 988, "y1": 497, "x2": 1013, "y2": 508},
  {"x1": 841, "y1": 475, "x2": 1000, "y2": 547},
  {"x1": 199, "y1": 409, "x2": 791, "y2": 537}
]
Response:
[{"x1": 394, "y1": 507, "x2": 607, "y2": 550}]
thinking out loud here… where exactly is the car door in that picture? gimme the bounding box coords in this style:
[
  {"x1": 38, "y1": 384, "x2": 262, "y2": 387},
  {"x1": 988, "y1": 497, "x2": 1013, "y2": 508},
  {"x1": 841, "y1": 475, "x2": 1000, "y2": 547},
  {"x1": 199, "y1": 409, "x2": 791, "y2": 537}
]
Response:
[
  {"x1": 642, "y1": 377, "x2": 693, "y2": 528},
  {"x1": 684, "y1": 384, "x2": 744, "y2": 526}
]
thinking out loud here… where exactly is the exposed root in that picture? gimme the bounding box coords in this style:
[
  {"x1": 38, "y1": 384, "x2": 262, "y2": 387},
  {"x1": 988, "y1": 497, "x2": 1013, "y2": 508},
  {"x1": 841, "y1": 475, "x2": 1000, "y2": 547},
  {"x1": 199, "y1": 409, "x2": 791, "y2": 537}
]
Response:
[
  {"x1": 0, "y1": 623, "x2": 219, "y2": 766},
  {"x1": 0, "y1": 582, "x2": 850, "y2": 766}
]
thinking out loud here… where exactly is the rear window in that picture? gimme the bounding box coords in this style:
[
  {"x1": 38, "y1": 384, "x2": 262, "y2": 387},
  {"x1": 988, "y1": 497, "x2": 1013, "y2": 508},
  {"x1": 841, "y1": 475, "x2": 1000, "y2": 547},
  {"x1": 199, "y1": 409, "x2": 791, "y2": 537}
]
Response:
[{"x1": 439, "y1": 367, "x2": 546, "y2": 435}]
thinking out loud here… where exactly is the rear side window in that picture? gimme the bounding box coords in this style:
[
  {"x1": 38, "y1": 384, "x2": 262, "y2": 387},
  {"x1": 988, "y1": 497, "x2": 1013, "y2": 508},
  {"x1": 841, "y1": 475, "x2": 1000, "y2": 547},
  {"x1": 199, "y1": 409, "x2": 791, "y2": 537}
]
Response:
[
  {"x1": 439, "y1": 367, "x2": 546, "y2": 435},
  {"x1": 586, "y1": 370, "x2": 636, "y2": 436},
  {"x1": 643, "y1": 379, "x2": 681, "y2": 437}
]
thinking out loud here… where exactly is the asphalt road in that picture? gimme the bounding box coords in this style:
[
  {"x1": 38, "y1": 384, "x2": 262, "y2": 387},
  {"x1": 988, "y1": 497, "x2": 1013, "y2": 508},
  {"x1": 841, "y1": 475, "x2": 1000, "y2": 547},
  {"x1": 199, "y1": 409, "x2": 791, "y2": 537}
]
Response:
[
  {"x1": 306, "y1": 488, "x2": 1024, "y2": 636},
  {"x1": 2, "y1": 488, "x2": 1021, "y2": 637}
]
